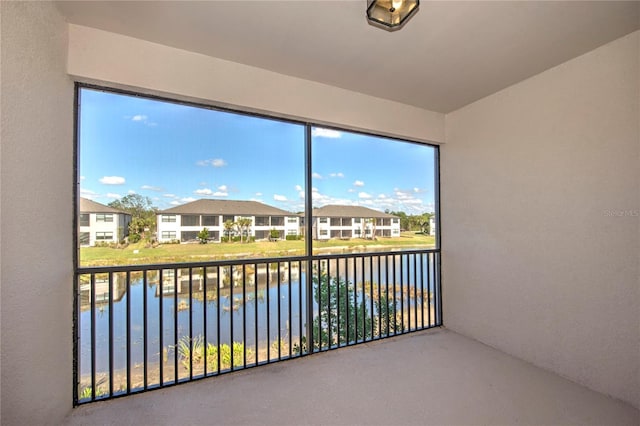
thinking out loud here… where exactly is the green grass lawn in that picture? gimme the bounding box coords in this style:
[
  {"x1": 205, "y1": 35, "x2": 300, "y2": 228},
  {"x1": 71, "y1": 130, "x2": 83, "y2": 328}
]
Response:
[{"x1": 80, "y1": 232, "x2": 435, "y2": 267}]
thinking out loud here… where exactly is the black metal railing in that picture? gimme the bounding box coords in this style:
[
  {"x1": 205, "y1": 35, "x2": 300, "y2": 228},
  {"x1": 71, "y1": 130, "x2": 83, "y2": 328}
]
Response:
[{"x1": 74, "y1": 249, "x2": 441, "y2": 404}]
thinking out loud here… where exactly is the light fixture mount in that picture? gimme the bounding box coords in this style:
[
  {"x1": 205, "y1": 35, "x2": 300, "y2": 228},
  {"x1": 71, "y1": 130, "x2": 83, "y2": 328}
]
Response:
[{"x1": 366, "y1": 0, "x2": 419, "y2": 31}]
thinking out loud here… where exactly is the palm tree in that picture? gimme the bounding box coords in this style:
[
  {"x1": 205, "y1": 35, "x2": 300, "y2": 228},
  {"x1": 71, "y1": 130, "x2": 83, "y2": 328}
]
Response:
[
  {"x1": 223, "y1": 220, "x2": 235, "y2": 242},
  {"x1": 235, "y1": 217, "x2": 252, "y2": 243}
]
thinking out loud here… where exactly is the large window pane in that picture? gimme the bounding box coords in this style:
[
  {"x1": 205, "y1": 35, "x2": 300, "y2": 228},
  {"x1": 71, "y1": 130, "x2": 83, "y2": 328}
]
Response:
[
  {"x1": 311, "y1": 127, "x2": 437, "y2": 255},
  {"x1": 78, "y1": 88, "x2": 305, "y2": 266}
]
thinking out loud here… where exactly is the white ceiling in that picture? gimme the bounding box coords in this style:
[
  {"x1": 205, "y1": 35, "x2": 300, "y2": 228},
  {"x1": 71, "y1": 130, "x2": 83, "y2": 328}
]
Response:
[{"x1": 55, "y1": 1, "x2": 640, "y2": 113}]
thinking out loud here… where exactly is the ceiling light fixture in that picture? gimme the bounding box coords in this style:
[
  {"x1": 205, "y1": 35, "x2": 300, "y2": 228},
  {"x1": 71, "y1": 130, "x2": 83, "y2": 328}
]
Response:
[{"x1": 366, "y1": 0, "x2": 419, "y2": 31}]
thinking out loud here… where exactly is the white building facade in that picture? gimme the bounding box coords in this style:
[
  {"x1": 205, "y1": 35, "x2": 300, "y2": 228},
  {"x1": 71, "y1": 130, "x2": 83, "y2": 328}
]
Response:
[
  {"x1": 310, "y1": 205, "x2": 401, "y2": 240},
  {"x1": 79, "y1": 197, "x2": 131, "y2": 246},
  {"x1": 157, "y1": 199, "x2": 300, "y2": 243}
]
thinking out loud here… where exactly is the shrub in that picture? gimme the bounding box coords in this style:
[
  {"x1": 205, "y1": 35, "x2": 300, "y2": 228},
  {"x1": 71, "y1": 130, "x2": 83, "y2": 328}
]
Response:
[
  {"x1": 285, "y1": 234, "x2": 301, "y2": 241},
  {"x1": 128, "y1": 233, "x2": 141, "y2": 243}
]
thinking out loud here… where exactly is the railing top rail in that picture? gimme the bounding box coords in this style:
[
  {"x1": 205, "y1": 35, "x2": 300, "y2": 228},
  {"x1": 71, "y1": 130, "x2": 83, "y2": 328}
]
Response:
[{"x1": 76, "y1": 248, "x2": 441, "y2": 274}]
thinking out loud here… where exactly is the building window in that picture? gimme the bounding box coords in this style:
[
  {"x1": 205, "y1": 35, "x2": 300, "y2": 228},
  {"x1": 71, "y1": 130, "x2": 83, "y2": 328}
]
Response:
[
  {"x1": 319, "y1": 230, "x2": 328, "y2": 236},
  {"x1": 95, "y1": 232, "x2": 113, "y2": 241},
  {"x1": 353, "y1": 218, "x2": 361, "y2": 224},
  {"x1": 255, "y1": 216, "x2": 269, "y2": 226},
  {"x1": 270, "y1": 217, "x2": 284, "y2": 226},
  {"x1": 162, "y1": 215, "x2": 176, "y2": 223},
  {"x1": 287, "y1": 217, "x2": 298, "y2": 223},
  {"x1": 202, "y1": 215, "x2": 218, "y2": 226},
  {"x1": 181, "y1": 215, "x2": 199, "y2": 227},
  {"x1": 79, "y1": 213, "x2": 90, "y2": 227},
  {"x1": 287, "y1": 229, "x2": 297, "y2": 235},
  {"x1": 392, "y1": 218, "x2": 399, "y2": 224},
  {"x1": 79, "y1": 232, "x2": 90, "y2": 245},
  {"x1": 161, "y1": 231, "x2": 177, "y2": 240},
  {"x1": 181, "y1": 231, "x2": 198, "y2": 242},
  {"x1": 96, "y1": 214, "x2": 113, "y2": 222},
  {"x1": 222, "y1": 215, "x2": 235, "y2": 223},
  {"x1": 318, "y1": 218, "x2": 328, "y2": 224}
]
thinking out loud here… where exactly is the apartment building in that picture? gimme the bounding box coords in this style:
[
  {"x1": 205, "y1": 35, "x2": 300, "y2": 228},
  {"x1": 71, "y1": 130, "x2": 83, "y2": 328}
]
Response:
[{"x1": 79, "y1": 197, "x2": 131, "y2": 246}]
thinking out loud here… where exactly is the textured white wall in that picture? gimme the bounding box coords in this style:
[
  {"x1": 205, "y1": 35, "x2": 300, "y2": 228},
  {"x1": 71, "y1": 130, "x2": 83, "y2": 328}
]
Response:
[
  {"x1": 0, "y1": 2, "x2": 73, "y2": 423},
  {"x1": 442, "y1": 31, "x2": 640, "y2": 408},
  {"x1": 66, "y1": 25, "x2": 445, "y2": 144}
]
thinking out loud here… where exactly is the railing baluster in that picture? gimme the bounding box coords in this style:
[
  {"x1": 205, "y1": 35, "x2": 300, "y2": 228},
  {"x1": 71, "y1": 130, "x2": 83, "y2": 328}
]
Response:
[
  {"x1": 369, "y1": 256, "x2": 374, "y2": 340},
  {"x1": 298, "y1": 260, "x2": 303, "y2": 357},
  {"x1": 203, "y1": 267, "x2": 208, "y2": 377},
  {"x1": 126, "y1": 271, "x2": 131, "y2": 394},
  {"x1": 230, "y1": 265, "x2": 234, "y2": 371},
  {"x1": 189, "y1": 267, "x2": 193, "y2": 381},
  {"x1": 90, "y1": 273, "x2": 96, "y2": 401},
  {"x1": 173, "y1": 268, "x2": 178, "y2": 383},
  {"x1": 242, "y1": 264, "x2": 247, "y2": 368},
  {"x1": 416, "y1": 253, "x2": 418, "y2": 330},
  {"x1": 143, "y1": 270, "x2": 148, "y2": 390},
  {"x1": 108, "y1": 271, "x2": 114, "y2": 397},
  {"x1": 427, "y1": 256, "x2": 431, "y2": 327},
  {"x1": 277, "y1": 262, "x2": 281, "y2": 360},
  {"x1": 216, "y1": 265, "x2": 221, "y2": 375},
  {"x1": 288, "y1": 260, "x2": 292, "y2": 358},
  {"x1": 266, "y1": 263, "x2": 271, "y2": 362},
  {"x1": 254, "y1": 263, "x2": 258, "y2": 366},
  {"x1": 159, "y1": 270, "x2": 164, "y2": 386},
  {"x1": 328, "y1": 258, "x2": 333, "y2": 349}
]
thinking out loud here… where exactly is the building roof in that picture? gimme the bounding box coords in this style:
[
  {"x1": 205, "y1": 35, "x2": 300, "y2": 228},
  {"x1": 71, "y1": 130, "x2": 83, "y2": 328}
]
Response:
[
  {"x1": 80, "y1": 197, "x2": 129, "y2": 215},
  {"x1": 160, "y1": 199, "x2": 295, "y2": 216},
  {"x1": 311, "y1": 205, "x2": 397, "y2": 219}
]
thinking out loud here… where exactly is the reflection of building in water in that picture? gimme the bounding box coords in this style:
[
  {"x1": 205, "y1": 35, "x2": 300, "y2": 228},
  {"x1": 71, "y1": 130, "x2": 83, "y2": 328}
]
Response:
[
  {"x1": 152, "y1": 262, "x2": 302, "y2": 297},
  {"x1": 79, "y1": 273, "x2": 127, "y2": 310}
]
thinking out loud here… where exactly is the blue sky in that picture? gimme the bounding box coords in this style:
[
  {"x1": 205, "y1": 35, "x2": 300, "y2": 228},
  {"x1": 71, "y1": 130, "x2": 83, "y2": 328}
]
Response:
[{"x1": 79, "y1": 88, "x2": 436, "y2": 214}]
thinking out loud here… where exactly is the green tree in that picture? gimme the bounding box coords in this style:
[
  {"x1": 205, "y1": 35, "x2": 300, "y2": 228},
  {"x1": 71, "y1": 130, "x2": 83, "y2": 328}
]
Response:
[
  {"x1": 312, "y1": 271, "x2": 373, "y2": 349},
  {"x1": 223, "y1": 220, "x2": 235, "y2": 242},
  {"x1": 197, "y1": 227, "x2": 209, "y2": 244},
  {"x1": 109, "y1": 194, "x2": 157, "y2": 241},
  {"x1": 235, "y1": 217, "x2": 252, "y2": 243}
]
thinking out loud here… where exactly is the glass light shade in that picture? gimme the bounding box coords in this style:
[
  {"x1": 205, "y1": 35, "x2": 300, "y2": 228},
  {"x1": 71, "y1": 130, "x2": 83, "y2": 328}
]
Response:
[{"x1": 367, "y1": 0, "x2": 419, "y2": 30}]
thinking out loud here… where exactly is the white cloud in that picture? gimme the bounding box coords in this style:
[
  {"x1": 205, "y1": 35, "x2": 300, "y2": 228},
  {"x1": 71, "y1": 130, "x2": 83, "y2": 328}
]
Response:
[
  {"x1": 218, "y1": 184, "x2": 228, "y2": 192},
  {"x1": 163, "y1": 193, "x2": 176, "y2": 198},
  {"x1": 195, "y1": 188, "x2": 213, "y2": 196},
  {"x1": 80, "y1": 176, "x2": 86, "y2": 181},
  {"x1": 273, "y1": 194, "x2": 287, "y2": 202},
  {"x1": 354, "y1": 180, "x2": 365, "y2": 187},
  {"x1": 312, "y1": 172, "x2": 323, "y2": 179},
  {"x1": 106, "y1": 193, "x2": 122, "y2": 199},
  {"x1": 312, "y1": 128, "x2": 342, "y2": 138},
  {"x1": 348, "y1": 189, "x2": 355, "y2": 193},
  {"x1": 329, "y1": 172, "x2": 344, "y2": 178},
  {"x1": 197, "y1": 158, "x2": 227, "y2": 167},
  {"x1": 414, "y1": 187, "x2": 421, "y2": 193},
  {"x1": 295, "y1": 185, "x2": 303, "y2": 191},
  {"x1": 378, "y1": 194, "x2": 387, "y2": 199},
  {"x1": 170, "y1": 200, "x2": 181, "y2": 206},
  {"x1": 181, "y1": 197, "x2": 196, "y2": 203},
  {"x1": 99, "y1": 176, "x2": 125, "y2": 185},
  {"x1": 358, "y1": 192, "x2": 372, "y2": 199},
  {"x1": 255, "y1": 192, "x2": 263, "y2": 196},
  {"x1": 129, "y1": 115, "x2": 157, "y2": 126},
  {"x1": 128, "y1": 190, "x2": 136, "y2": 195},
  {"x1": 298, "y1": 191, "x2": 305, "y2": 199},
  {"x1": 213, "y1": 191, "x2": 228, "y2": 197},
  {"x1": 141, "y1": 185, "x2": 163, "y2": 192},
  {"x1": 80, "y1": 188, "x2": 96, "y2": 199}
]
